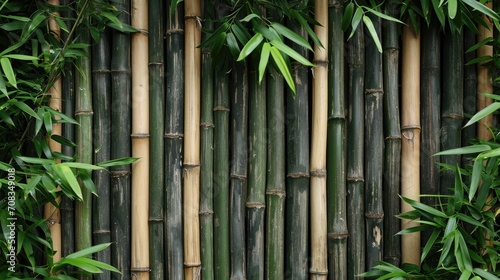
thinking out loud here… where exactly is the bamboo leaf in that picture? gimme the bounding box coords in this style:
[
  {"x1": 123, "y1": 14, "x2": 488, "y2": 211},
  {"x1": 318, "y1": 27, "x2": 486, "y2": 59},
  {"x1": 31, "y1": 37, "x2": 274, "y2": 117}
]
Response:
[
  {"x1": 291, "y1": 10, "x2": 323, "y2": 48},
  {"x1": 199, "y1": 22, "x2": 229, "y2": 48},
  {"x1": 421, "y1": 229, "x2": 440, "y2": 263},
  {"x1": 237, "y1": 33, "x2": 263, "y2": 61},
  {"x1": 14, "y1": 100, "x2": 40, "y2": 120},
  {"x1": 101, "y1": 12, "x2": 123, "y2": 28},
  {"x1": 0, "y1": 70, "x2": 7, "y2": 97},
  {"x1": 63, "y1": 243, "x2": 112, "y2": 259},
  {"x1": 79, "y1": 168, "x2": 97, "y2": 195},
  {"x1": 259, "y1": 43, "x2": 271, "y2": 83},
  {"x1": 54, "y1": 163, "x2": 82, "y2": 201},
  {"x1": 1, "y1": 57, "x2": 16, "y2": 88},
  {"x1": 401, "y1": 196, "x2": 448, "y2": 218},
  {"x1": 348, "y1": 7, "x2": 364, "y2": 40},
  {"x1": 270, "y1": 40, "x2": 313, "y2": 67},
  {"x1": 240, "y1": 13, "x2": 261, "y2": 22},
  {"x1": 434, "y1": 144, "x2": 492, "y2": 156},
  {"x1": 0, "y1": 110, "x2": 14, "y2": 126},
  {"x1": 362, "y1": 15, "x2": 382, "y2": 53},
  {"x1": 468, "y1": 159, "x2": 482, "y2": 202},
  {"x1": 432, "y1": 0, "x2": 446, "y2": 28},
  {"x1": 466, "y1": 37, "x2": 493, "y2": 53},
  {"x1": 464, "y1": 102, "x2": 500, "y2": 127},
  {"x1": 459, "y1": 270, "x2": 472, "y2": 280},
  {"x1": 50, "y1": 134, "x2": 76, "y2": 147},
  {"x1": 3, "y1": 54, "x2": 38, "y2": 61},
  {"x1": 57, "y1": 258, "x2": 103, "y2": 273},
  {"x1": 226, "y1": 32, "x2": 240, "y2": 58},
  {"x1": 462, "y1": 0, "x2": 500, "y2": 21},
  {"x1": 53, "y1": 15, "x2": 69, "y2": 33},
  {"x1": 448, "y1": 0, "x2": 457, "y2": 19},
  {"x1": 97, "y1": 157, "x2": 138, "y2": 167},
  {"x1": 473, "y1": 268, "x2": 500, "y2": 280},
  {"x1": 477, "y1": 147, "x2": 500, "y2": 159},
  {"x1": 17, "y1": 156, "x2": 54, "y2": 165},
  {"x1": 231, "y1": 23, "x2": 250, "y2": 45},
  {"x1": 364, "y1": 6, "x2": 404, "y2": 24},
  {"x1": 61, "y1": 162, "x2": 105, "y2": 170},
  {"x1": 43, "y1": 110, "x2": 52, "y2": 135},
  {"x1": 456, "y1": 230, "x2": 473, "y2": 272},
  {"x1": 270, "y1": 46, "x2": 295, "y2": 93},
  {"x1": 270, "y1": 22, "x2": 312, "y2": 51},
  {"x1": 45, "y1": 107, "x2": 79, "y2": 125},
  {"x1": 342, "y1": 2, "x2": 355, "y2": 30}
]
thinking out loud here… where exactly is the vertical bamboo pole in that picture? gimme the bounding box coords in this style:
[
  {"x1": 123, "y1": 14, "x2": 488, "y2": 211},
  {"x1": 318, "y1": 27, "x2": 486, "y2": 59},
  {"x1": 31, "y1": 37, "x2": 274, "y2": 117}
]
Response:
[
  {"x1": 327, "y1": 0, "x2": 347, "y2": 278},
  {"x1": 148, "y1": 0, "x2": 165, "y2": 277},
  {"x1": 165, "y1": 1, "x2": 184, "y2": 278},
  {"x1": 246, "y1": 58, "x2": 266, "y2": 279},
  {"x1": 310, "y1": 0, "x2": 328, "y2": 278},
  {"x1": 364, "y1": 14, "x2": 384, "y2": 271},
  {"x1": 92, "y1": 26, "x2": 111, "y2": 280},
  {"x1": 401, "y1": 22, "x2": 421, "y2": 266},
  {"x1": 184, "y1": 0, "x2": 202, "y2": 278},
  {"x1": 382, "y1": 2, "x2": 401, "y2": 267},
  {"x1": 45, "y1": 0, "x2": 62, "y2": 263},
  {"x1": 265, "y1": 68, "x2": 285, "y2": 279},
  {"x1": 284, "y1": 24, "x2": 310, "y2": 279},
  {"x1": 462, "y1": 29, "x2": 477, "y2": 151},
  {"x1": 347, "y1": 22, "x2": 365, "y2": 279},
  {"x1": 110, "y1": 0, "x2": 131, "y2": 277}
]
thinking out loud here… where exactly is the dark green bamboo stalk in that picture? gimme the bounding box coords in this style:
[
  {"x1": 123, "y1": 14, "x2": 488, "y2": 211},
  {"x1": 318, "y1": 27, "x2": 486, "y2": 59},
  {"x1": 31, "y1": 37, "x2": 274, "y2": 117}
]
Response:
[
  {"x1": 199, "y1": 11, "x2": 214, "y2": 280},
  {"x1": 75, "y1": 21, "x2": 92, "y2": 280},
  {"x1": 110, "y1": 0, "x2": 131, "y2": 278},
  {"x1": 327, "y1": 1, "x2": 347, "y2": 278},
  {"x1": 382, "y1": 2, "x2": 401, "y2": 267},
  {"x1": 230, "y1": 62, "x2": 248, "y2": 279},
  {"x1": 246, "y1": 58, "x2": 266, "y2": 279},
  {"x1": 462, "y1": 29, "x2": 477, "y2": 151},
  {"x1": 165, "y1": 1, "x2": 184, "y2": 278},
  {"x1": 92, "y1": 26, "x2": 111, "y2": 280},
  {"x1": 265, "y1": 66, "x2": 285, "y2": 280},
  {"x1": 440, "y1": 30, "x2": 463, "y2": 195},
  {"x1": 347, "y1": 21, "x2": 365, "y2": 279},
  {"x1": 284, "y1": 24, "x2": 310, "y2": 280},
  {"x1": 148, "y1": 0, "x2": 165, "y2": 278},
  {"x1": 213, "y1": 68, "x2": 230, "y2": 280}
]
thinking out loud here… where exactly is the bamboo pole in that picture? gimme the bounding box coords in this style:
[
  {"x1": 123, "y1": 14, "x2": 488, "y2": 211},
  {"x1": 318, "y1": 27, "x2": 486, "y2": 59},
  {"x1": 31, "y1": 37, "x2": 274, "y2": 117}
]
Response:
[
  {"x1": 110, "y1": 0, "x2": 131, "y2": 277},
  {"x1": 440, "y1": 30, "x2": 463, "y2": 195},
  {"x1": 246, "y1": 58, "x2": 266, "y2": 279},
  {"x1": 230, "y1": 62, "x2": 248, "y2": 279},
  {"x1": 265, "y1": 68, "x2": 285, "y2": 279},
  {"x1": 91, "y1": 26, "x2": 111, "y2": 280},
  {"x1": 462, "y1": 29, "x2": 477, "y2": 152},
  {"x1": 75, "y1": 21, "x2": 93, "y2": 280},
  {"x1": 165, "y1": 1, "x2": 185, "y2": 278},
  {"x1": 310, "y1": 0, "x2": 328, "y2": 277},
  {"x1": 364, "y1": 14, "x2": 384, "y2": 271},
  {"x1": 183, "y1": 0, "x2": 202, "y2": 278},
  {"x1": 347, "y1": 21, "x2": 365, "y2": 279},
  {"x1": 401, "y1": 22, "x2": 421, "y2": 266},
  {"x1": 45, "y1": 0, "x2": 62, "y2": 263},
  {"x1": 382, "y1": 2, "x2": 401, "y2": 267},
  {"x1": 148, "y1": 0, "x2": 165, "y2": 277},
  {"x1": 199, "y1": 10, "x2": 214, "y2": 280},
  {"x1": 327, "y1": 0, "x2": 347, "y2": 278}
]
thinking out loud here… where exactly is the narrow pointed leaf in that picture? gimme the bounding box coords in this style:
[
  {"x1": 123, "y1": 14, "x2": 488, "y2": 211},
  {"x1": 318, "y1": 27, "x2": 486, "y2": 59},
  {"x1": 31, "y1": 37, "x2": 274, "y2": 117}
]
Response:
[
  {"x1": 464, "y1": 102, "x2": 500, "y2": 127},
  {"x1": 270, "y1": 22, "x2": 312, "y2": 51},
  {"x1": 448, "y1": 0, "x2": 457, "y2": 19},
  {"x1": 401, "y1": 196, "x2": 448, "y2": 218},
  {"x1": 258, "y1": 43, "x2": 271, "y2": 83},
  {"x1": 226, "y1": 32, "x2": 240, "y2": 58},
  {"x1": 270, "y1": 40, "x2": 313, "y2": 66},
  {"x1": 270, "y1": 46, "x2": 294, "y2": 93},
  {"x1": 1, "y1": 57, "x2": 16, "y2": 88},
  {"x1": 342, "y1": 2, "x2": 355, "y2": 30},
  {"x1": 469, "y1": 159, "x2": 482, "y2": 202},
  {"x1": 54, "y1": 163, "x2": 83, "y2": 201},
  {"x1": 237, "y1": 33, "x2": 263, "y2": 61},
  {"x1": 462, "y1": 0, "x2": 500, "y2": 21},
  {"x1": 14, "y1": 101, "x2": 40, "y2": 120},
  {"x1": 362, "y1": 15, "x2": 382, "y2": 53},
  {"x1": 348, "y1": 7, "x2": 364, "y2": 40},
  {"x1": 434, "y1": 144, "x2": 492, "y2": 156}
]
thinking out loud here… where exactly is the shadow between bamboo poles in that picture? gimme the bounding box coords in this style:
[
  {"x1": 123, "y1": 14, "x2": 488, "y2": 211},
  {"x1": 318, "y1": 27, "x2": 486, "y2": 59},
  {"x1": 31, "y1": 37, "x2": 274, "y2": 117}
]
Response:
[
  {"x1": 401, "y1": 22, "x2": 421, "y2": 266},
  {"x1": 110, "y1": 0, "x2": 131, "y2": 278},
  {"x1": 347, "y1": 22, "x2": 365, "y2": 279},
  {"x1": 148, "y1": 0, "x2": 165, "y2": 277},
  {"x1": 230, "y1": 62, "x2": 248, "y2": 279},
  {"x1": 382, "y1": 2, "x2": 401, "y2": 267},
  {"x1": 165, "y1": 1, "x2": 185, "y2": 278},
  {"x1": 364, "y1": 14, "x2": 384, "y2": 271},
  {"x1": 327, "y1": 1, "x2": 347, "y2": 279},
  {"x1": 92, "y1": 27, "x2": 111, "y2": 280},
  {"x1": 45, "y1": 0, "x2": 62, "y2": 264},
  {"x1": 183, "y1": 0, "x2": 202, "y2": 278},
  {"x1": 310, "y1": 0, "x2": 328, "y2": 278},
  {"x1": 419, "y1": 23, "x2": 440, "y2": 247},
  {"x1": 284, "y1": 25, "x2": 310, "y2": 279},
  {"x1": 266, "y1": 69, "x2": 285, "y2": 280},
  {"x1": 246, "y1": 57, "x2": 266, "y2": 279},
  {"x1": 199, "y1": 6, "x2": 214, "y2": 280},
  {"x1": 131, "y1": 0, "x2": 150, "y2": 279}
]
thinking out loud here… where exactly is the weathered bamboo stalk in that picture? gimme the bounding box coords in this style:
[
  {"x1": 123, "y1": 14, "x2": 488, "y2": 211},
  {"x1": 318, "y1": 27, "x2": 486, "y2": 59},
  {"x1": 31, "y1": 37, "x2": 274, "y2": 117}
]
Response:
[
  {"x1": 310, "y1": 0, "x2": 328, "y2": 277},
  {"x1": 401, "y1": 22, "x2": 421, "y2": 266},
  {"x1": 462, "y1": 29, "x2": 477, "y2": 151}
]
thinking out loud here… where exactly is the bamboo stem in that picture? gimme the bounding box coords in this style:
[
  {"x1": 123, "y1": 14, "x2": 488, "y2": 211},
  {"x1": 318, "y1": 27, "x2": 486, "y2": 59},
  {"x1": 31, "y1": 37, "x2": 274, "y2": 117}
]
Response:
[
  {"x1": 310, "y1": 0, "x2": 328, "y2": 277},
  {"x1": 401, "y1": 22, "x2": 421, "y2": 266},
  {"x1": 462, "y1": 29, "x2": 477, "y2": 150}
]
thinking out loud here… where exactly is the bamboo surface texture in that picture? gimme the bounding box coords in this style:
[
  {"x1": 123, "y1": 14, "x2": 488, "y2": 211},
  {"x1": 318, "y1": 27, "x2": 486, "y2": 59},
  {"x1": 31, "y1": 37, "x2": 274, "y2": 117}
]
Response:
[{"x1": 462, "y1": 29, "x2": 478, "y2": 150}]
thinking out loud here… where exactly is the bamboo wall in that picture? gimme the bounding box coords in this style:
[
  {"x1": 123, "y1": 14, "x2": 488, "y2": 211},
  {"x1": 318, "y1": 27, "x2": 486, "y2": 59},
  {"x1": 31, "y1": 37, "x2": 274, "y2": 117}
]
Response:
[{"x1": 58, "y1": 1, "x2": 490, "y2": 279}]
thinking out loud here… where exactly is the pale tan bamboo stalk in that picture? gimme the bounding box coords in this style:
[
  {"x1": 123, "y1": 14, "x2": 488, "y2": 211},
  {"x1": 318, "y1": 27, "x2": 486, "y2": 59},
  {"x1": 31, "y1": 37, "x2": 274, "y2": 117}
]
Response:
[
  {"x1": 184, "y1": 0, "x2": 202, "y2": 278},
  {"x1": 45, "y1": 0, "x2": 62, "y2": 263},
  {"x1": 401, "y1": 22, "x2": 421, "y2": 266},
  {"x1": 477, "y1": 2, "x2": 493, "y2": 141},
  {"x1": 131, "y1": 0, "x2": 150, "y2": 279},
  {"x1": 310, "y1": 0, "x2": 328, "y2": 278}
]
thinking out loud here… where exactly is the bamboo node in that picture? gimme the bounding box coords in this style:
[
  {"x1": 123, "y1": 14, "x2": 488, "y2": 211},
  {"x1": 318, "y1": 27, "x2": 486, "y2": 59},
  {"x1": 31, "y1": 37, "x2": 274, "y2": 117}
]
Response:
[
  {"x1": 287, "y1": 172, "x2": 310, "y2": 179},
  {"x1": 310, "y1": 169, "x2": 326, "y2": 178},
  {"x1": 183, "y1": 163, "x2": 200, "y2": 170},
  {"x1": 74, "y1": 109, "x2": 93, "y2": 116},
  {"x1": 313, "y1": 60, "x2": 329, "y2": 67},
  {"x1": 213, "y1": 105, "x2": 230, "y2": 111},
  {"x1": 92, "y1": 229, "x2": 111, "y2": 234},
  {"x1": 265, "y1": 189, "x2": 286, "y2": 197},
  {"x1": 309, "y1": 269, "x2": 328, "y2": 275},
  {"x1": 441, "y1": 113, "x2": 464, "y2": 119},
  {"x1": 246, "y1": 202, "x2": 265, "y2": 208},
  {"x1": 200, "y1": 121, "x2": 215, "y2": 128},
  {"x1": 92, "y1": 69, "x2": 111, "y2": 73},
  {"x1": 346, "y1": 176, "x2": 364, "y2": 182},
  {"x1": 365, "y1": 213, "x2": 384, "y2": 219},
  {"x1": 199, "y1": 210, "x2": 214, "y2": 215},
  {"x1": 230, "y1": 174, "x2": 247, "y2": 181},
  {"x1": 385, "y1": 135, "x2": 402, "y2": 141},
  {"x1": 131, "y1": 133, "x2": 150, "y2": 138},
  {"x1": 184, "y1": 261, "x2": 202, "y2": 267},
  {"x1": 148, "y1": 217, "x2": 163, "y2": 222},
  {"x1": 328, "y1": 232, "x2": 349, "y2": 239},
  {"x1": 130, "y1": 267, "x2": 150, "y2": 272},
  {"x1": 165, "y1": 133, "x2": 184, "y2": 139},
  {"x1": 365, "y1": 88, "x2": 383, "y2": 95},
  {"x1": 111, "y1": 170, "x2": 131, "y2": 177},
  {"x1": 166, "y1": 28, "x2": 184, "y2": 34}
]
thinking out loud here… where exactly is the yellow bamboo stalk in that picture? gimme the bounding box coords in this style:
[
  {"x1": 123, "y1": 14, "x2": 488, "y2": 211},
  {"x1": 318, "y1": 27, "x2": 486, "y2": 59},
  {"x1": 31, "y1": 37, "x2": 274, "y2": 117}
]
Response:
[
  {"x1": 45, "y1": 0, "x2": 62, "y2": 263},
  {"x1": 401, "y1": 22, "x2": 421, "y2": 266},
  {"x1": 131, "y1": 0, "x2": 149, "y2": 279},
  {"x1": 310, "y1": 0, "x2": 328, "y2": 278},
  {"x1": 184, "y1": 0, "x2": 202, "y2": 278},
  {"x1": 477, "y1": 2, "x2": 493, "y2": 141}
]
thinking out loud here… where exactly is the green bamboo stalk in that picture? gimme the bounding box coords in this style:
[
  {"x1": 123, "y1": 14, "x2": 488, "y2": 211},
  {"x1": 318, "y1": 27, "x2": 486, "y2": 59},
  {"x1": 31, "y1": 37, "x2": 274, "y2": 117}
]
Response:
[
  {"x1": 462, "y1": 29, "x2": 477, "y2": 152},
  {"x1": 165, "y1": 1, "x2": 184, "y2": 278},
  {"x1": 265, "y1": 66, "x2": 285, "y2": 280},
  {"x1": 382, "y1": 2, "x2": 401, "y2": 267},
  {"x1": 148, "y1": 0, "x2": 165, "y2": 277},
  {"x1": 284, "y1": 23, "x2": 310, "y2": 280},
  {"x1": 364, "y1": 14, "x2": 384, "y2": 271},
  {"x1": 75, "y1": 21, "x2": 92, "y2": 280},
  {"x1": 110, "y1": 0, "x2": 131, "y2": 278},
  {"x1": 91, "y1": 26, "x2": 111, "y2": 280},
  {"x1": 199, "y1": 11, "x2": 214, "y2": 280},
  {"x1": 230, "y1": 62, "x2": 248, "y2": 279},
  {"x1": 246, "y1": 57, "x2": 266, "y2": 279},
  {"x1": 213, "y1": 67, "x2": 230, "y2": 280},
  {"x1": 327, "y1": 1, "x2": 347, "y2": 278},
  {"x1": 440, "y1": 30, "x2": 463, "y2": 195},
  {"x1": 347, "y1": 22, "x2": 365, "y2": 279}
]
